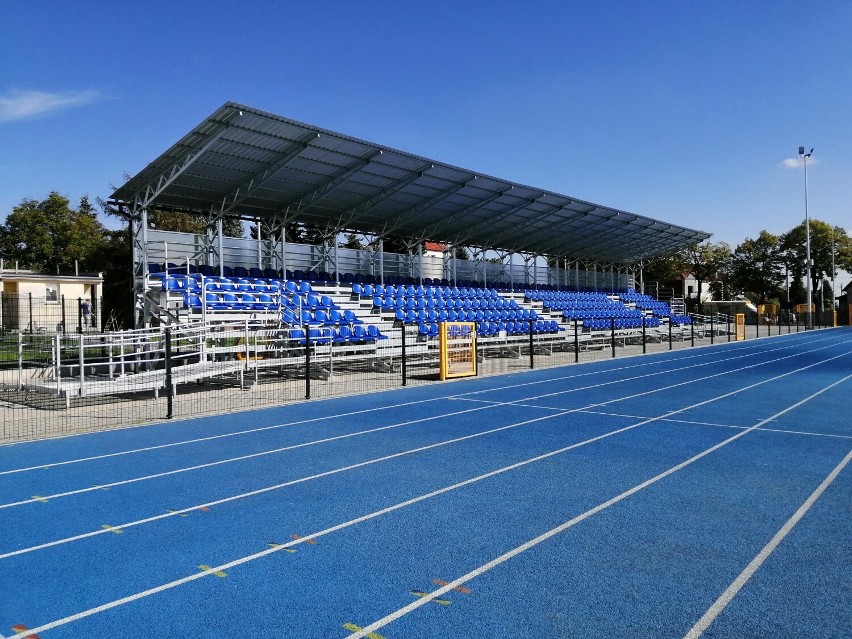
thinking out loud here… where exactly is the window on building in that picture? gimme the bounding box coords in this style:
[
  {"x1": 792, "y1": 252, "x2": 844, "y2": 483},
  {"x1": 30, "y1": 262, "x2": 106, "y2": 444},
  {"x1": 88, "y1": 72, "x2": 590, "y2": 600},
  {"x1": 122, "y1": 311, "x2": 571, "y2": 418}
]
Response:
[{"x1": 45, "y1": 284, "x2": 58, "y2": 302}]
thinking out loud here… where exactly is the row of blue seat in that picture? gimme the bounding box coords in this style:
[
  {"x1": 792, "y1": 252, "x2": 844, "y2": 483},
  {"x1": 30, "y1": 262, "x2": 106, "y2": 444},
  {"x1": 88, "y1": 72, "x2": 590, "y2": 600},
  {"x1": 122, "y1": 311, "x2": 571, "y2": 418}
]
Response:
[
  {"x1": 283, "y1": 308, "x2": 364, "y2": 327},
  {"x1": 355, "y1": 283, "x2": 505, "y2": 300},
  {"x1": 416, "y1": 319, "x2": 563, "y2": 339},
  {"x1": 373, "y1": 296, "x2": 520, "y2": 312},
  {"x1": 395, "y1": 307, "x2": 538, "y2": 324},
  {"x1": 160, "y1": 275, "x2": 316, "y2": 295},
  {"x1": 526, "y1": 290, "x2": 615, "y2": 302},
  {"x1": 290, "y1": 324, "x2": 387, "y2": 345},
  {"x1": 582, "y1": 317, "x2": 663, "y2": 331},
  {"x1": 185, "y1": 292, "x2": 278, "y2": 311},
  {"x1": 563, "y1": 309, "x2": 645, "y2": 321}
]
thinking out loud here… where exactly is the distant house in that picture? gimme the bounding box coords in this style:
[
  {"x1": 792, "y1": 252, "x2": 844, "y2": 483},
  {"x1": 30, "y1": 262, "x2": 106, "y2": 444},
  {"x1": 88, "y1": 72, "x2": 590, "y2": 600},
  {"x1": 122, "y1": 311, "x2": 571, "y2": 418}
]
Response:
[
  {"x1": 422, "y1": 241, "x2": 446, "y2": 281},
  {"x1": 0, "y1": 267, "x2": 103, "y2": 332}
]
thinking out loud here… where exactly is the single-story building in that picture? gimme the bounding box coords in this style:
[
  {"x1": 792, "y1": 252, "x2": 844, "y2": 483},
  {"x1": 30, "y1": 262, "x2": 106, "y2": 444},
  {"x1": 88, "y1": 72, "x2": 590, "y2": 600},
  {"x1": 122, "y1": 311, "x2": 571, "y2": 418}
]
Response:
[{"x1": 0, "y1": 267, "x2": 103, "y2": 333}]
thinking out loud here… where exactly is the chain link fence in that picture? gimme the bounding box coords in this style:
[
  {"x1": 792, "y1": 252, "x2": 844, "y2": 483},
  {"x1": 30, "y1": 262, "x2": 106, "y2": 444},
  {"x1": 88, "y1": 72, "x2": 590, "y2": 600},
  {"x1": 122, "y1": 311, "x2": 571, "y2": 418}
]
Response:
[{"x1": 1, "y1": 313, "x2": 840, "y2": 444}]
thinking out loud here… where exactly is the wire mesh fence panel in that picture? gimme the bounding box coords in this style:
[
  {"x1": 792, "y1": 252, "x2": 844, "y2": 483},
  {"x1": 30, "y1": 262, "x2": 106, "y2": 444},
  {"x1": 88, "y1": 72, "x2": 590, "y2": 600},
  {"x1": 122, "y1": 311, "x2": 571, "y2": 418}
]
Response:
[
  {"x1": 1, "y1": 327, "x2": 170, "y2": 442},
  {"x1": 1, "y1": 303, "x2": 839, "y2": 444}
]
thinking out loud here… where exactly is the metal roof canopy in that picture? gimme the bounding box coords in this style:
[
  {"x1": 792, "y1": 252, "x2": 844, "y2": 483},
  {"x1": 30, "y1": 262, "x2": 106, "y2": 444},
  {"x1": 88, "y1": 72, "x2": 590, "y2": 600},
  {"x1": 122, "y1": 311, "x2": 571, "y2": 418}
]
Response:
[{"x1": 112, "y1": 102, "x2": 710, "y2": 264}]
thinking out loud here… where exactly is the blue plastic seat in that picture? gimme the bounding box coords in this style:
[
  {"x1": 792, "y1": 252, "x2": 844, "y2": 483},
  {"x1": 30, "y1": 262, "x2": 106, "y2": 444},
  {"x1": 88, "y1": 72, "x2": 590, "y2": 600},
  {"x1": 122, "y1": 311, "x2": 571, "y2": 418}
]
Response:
[
  {"x1": 367, "y1": 324, "x2": 388, "y2": 339},
  {"x1": 343, "y1": 310, "x2": 363, "y2": 325}
]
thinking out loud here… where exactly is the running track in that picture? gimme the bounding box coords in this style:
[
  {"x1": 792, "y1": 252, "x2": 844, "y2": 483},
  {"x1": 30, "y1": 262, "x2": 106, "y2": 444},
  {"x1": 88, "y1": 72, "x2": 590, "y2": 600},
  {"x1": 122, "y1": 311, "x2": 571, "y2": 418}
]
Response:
[{"x1": 1, "y1": 328, "x2": 850, "y2": 638}]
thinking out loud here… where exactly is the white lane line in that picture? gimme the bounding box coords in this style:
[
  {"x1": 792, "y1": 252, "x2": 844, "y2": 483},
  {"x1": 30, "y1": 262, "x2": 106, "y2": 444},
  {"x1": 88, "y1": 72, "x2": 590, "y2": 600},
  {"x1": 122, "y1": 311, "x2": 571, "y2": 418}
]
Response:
[
  {"x1": 0, "y1": 396, "x2": 447, "y2": 475},
  {"x1": 448, "y1": 334, "x2": 825, "y2": 400},
  {"x1": 345, "y1": 372, "x2": 852, "y2": 639},
  {"x1": 6, "y1": 347, "x2": 812, "y2": 555},
  {"x1": 0, "y1": 353, "x2": 733, "y2": 508},
  {"x1": 6, "y1": 365, "x2": 852, "y2": 639},
  {"x1": 579, "y1": 410, "x2": 852, "y2": 440},
  {"x1": 3, "y1": 340, "x2": 811, "y2": 507},
  {"x1": 0, "y1": 403, "x2": 502, "y2": 509},
  {"x1": 0, "y1": 333, "x2": 823, "y2": 473},
  {"x1": 684, "y1": 446, "x2": 852, "y2": 639},
  {"x1": 4, "y1": 343, "x2": 849, "y2": 560}
]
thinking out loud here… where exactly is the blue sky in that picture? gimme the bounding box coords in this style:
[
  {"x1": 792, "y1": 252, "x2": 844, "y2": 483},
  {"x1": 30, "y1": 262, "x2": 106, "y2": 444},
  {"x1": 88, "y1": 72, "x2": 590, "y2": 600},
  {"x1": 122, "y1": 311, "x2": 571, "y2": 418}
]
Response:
[{"x1": 1, "y1": 1, "x2": 850, "y2": 274}]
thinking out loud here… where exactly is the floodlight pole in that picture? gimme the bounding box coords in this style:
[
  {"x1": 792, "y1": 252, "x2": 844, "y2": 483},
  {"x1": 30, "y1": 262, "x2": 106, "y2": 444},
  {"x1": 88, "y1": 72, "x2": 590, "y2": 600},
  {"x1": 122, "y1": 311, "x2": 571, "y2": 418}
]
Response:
[
  {"x1": 799, "y1": 147, "x2": 813, "y2": 329},
  {"x1": 831, "y1": 227, "x2": 835, "y2": 313}
]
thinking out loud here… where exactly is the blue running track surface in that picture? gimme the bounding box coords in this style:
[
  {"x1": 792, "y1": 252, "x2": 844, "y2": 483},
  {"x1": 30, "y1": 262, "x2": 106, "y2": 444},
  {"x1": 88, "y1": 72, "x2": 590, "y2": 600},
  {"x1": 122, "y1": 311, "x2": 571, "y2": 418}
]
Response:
[{"x1": 1, "y1": 328, "x2": 850, "y2": 638}]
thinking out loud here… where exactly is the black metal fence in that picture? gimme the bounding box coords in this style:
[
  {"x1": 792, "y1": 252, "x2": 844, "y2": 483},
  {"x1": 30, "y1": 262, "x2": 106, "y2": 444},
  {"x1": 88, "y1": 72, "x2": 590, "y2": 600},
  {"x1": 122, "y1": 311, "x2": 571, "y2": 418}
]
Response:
[
  {"x1": 0, "y1": 294, "x2": 101, "y2": 335},
  {"x1": 0, "y1": 315, "x2": 841, "y2": 444}
]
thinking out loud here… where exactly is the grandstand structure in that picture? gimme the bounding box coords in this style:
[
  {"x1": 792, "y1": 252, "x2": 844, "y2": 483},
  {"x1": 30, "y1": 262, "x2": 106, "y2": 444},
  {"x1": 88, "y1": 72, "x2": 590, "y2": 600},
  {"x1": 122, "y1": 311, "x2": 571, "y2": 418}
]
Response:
[
  {"x1": 2, "y1": 102, "x2": 715, "y2": 419},
  {"x1": 110, "y1": 102, "x2": 709, "y2": 330}
]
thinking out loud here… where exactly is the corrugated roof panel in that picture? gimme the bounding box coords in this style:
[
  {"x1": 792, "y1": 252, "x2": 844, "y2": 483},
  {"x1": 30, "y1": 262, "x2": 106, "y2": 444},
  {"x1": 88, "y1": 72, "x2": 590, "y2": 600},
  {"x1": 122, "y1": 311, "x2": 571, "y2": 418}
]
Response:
[{"x1": 112, "y1": 102, "x2": 710, "y2": 262}]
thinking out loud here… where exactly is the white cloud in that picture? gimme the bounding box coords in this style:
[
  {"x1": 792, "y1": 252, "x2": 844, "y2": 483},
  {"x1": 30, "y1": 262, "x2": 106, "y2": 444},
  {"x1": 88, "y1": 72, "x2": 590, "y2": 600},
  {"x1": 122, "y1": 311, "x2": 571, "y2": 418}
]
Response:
[
  {"x1": 0, "y1": 89, "x2": 101, "y2": 123},
  {"x1": 780, "y1": 155, "x2": 818, "y2": 169}
]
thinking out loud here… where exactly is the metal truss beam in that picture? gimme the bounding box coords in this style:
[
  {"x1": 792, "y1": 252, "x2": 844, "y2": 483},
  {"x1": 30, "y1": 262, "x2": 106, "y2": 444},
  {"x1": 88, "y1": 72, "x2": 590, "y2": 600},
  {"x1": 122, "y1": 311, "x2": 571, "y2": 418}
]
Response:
[
  {"x1": 419, "y1": 188, "x2": 513, "y2": 240},
  {"x1": 296, "y1": 150, "x2": 383, "y2": 213},
  {"x1": 218, "y1": 131, "x2": 320, "y2": 217},
  {"x1": 132, "y1": 121, "x2": 235, "y2": 210},
  {"x1": 341, "y1": 164, "x2": 433, "y2": 230},
  {"x1": 381, "y1": 176, "x2": 477, "y2": 236}
]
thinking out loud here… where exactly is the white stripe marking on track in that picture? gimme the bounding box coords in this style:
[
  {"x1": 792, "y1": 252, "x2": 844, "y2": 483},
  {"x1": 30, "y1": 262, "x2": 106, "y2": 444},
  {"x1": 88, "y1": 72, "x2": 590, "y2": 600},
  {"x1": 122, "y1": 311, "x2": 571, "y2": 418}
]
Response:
[
  {"x1": 683, "y1": 446, "x2": 852, "y2": 639},
  {"x1": 5, "y1": 364, "x2": 852, "y2": 639},
  {"x1": 578, "y1": 410, "x2": 852, "y2": 440},
  {"x1": 2, "y1": 337, "x2": 843, "y2": 509},
  {"x1": 3, "y1": 345, "x2": 850, "y2": 561},
  {"x1": 345, "y1": 371, "x2": 852, "y2": 639}
]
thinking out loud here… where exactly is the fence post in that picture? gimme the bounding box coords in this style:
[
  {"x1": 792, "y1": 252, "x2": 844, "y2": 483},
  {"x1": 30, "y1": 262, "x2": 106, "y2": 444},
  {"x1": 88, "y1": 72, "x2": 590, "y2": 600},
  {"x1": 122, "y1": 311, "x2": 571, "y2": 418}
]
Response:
[
  {"x1": 668, "y1": 319, "x2": 673, "y2": 350},
  {"x1": 78, "y1": 333, "x2": 85, "y2": 397},
  {"x1": 17, "y1": 331, "x2": 23, "y2": 390},
  {"x1": 642, "y1": 316, "x2": 647, "y2": 353},
  {"x1": 710, "y1": 315, "x2": 714, "y2": 345},
  {"x1": 78, "y1": 297, "x2": 83, "y2": 334},
  {"x1": 304, "y1": 323, "x2": 311, "y2": 400},
  {"x1": 610, "y1": 317, "x2": 616, "y2": 358},
  {"x1": 28, "y1": 292, "x2": 33, "y2": 334},
  {"x1": 727, "y1": 316, "x2": 731, "y2": 342},
  {"x1": 690, "y1": 319, "x2": 694, "y2": 347},
  {"x1": 54, "y1": 333, "x2": 62, "y2": 397},
  {"x1": 573, "y1": 320, "x2": 579, "y2": 363},
  {"x1": 401, "y1": 323, "x2": 407, "y2": 387},
  {"x1": 165, "y1": 328, "x2": 173, "y2": 419},
  {"x1": 529, "y1": 321, "x2": 534, "y2": 369},
  {"x1": 61, "y1": 295, "x2": 67, "y2": 334}
]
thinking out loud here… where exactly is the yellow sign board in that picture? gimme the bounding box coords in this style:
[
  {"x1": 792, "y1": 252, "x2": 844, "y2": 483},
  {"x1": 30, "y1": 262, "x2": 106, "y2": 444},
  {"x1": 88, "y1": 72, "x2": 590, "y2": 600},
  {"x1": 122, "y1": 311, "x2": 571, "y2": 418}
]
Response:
[
  {"x1": 735, "y1": 313, "x2": 745, "y2": 341},
  {"x1": 439, "y1": 322, "x2": 477, "y2": 380}
]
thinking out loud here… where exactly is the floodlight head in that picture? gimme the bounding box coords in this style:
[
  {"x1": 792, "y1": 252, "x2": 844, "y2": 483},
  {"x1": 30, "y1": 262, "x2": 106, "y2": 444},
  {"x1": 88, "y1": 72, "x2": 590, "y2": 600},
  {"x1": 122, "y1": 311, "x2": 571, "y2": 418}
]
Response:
[{"x1": 799, "y1": 146, "x2": 805, "y2": 156}]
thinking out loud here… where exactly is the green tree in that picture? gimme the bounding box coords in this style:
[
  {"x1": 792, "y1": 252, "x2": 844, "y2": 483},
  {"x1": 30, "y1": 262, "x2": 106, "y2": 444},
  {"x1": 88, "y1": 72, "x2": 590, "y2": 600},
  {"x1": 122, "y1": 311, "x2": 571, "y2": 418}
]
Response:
[
  {"x1": 641, "y1": 250, "x2": 688, "y2": 284},
  {"x1": 0, "y1": 192, "x2": 106, "y2": 272},
  {"x1": 780, "y1": 220, "x2": 852, "y2": 307},
  {"x1": 681, "y1": 241, "x2": 732, "y2": 310},
  {"x1": 340, "y1": 233, "x2": 365, "y2": 250},
  {"x1": 151, "y1": 209, "x2": 243, "y2": 237},
  {"x1": 728, "y1": 230, "x2": 784, "y2": 303}
]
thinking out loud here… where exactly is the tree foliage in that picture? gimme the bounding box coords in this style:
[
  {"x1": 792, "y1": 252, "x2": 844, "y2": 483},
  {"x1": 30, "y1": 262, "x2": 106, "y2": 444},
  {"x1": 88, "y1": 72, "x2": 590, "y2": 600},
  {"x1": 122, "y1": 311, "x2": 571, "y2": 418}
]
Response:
[
  {"x1": 0, "y1": 192, "x2": 106, "y2": 272},
  {"x1": 780, "y1": 220, "x2": 852, "y2": 305},
  {"x1": 150, "y1": 209, "x2": 243, "y2": 237},
  {"x1": 727, "y1": 230, "x2": 784, "y2": 303}
]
